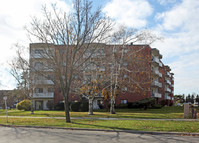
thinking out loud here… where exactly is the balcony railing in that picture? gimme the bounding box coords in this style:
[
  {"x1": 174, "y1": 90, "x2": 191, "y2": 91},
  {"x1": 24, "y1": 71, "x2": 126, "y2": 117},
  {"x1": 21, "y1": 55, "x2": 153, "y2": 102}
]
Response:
[
  {"x1": 34, "y1": 80, "x2": 54, "y2": 85},
  {"x1": 153, "y1": 69, "x2": 162, "y2": 77},
  {"x1": 165, "y1": 79, "x2": 171, "y2": 85},
  {"x1": 152, "y1": 93, "x2": 162, "y2": 98},
  {"x1": 165, "y1": 87, "x2": 171, "y2": 92},
  {"x1": 152, "y1": 57, "x2": 162, "y2": 67},
  {"x1": 32, "y1": 93, "x2": 54, "y2": 98},
  {"x1": 159, "y1": 62, "x2": 163, "y2": 67},
  {"x1": 165, "y1": 95, "x2": 171, "y2": 100},
  {"x1": 152, "y1": 80, "x2": 162, "y2": 87},
  {"x1": 166, "y1": 72, "x2": 171, "y2": 77}
]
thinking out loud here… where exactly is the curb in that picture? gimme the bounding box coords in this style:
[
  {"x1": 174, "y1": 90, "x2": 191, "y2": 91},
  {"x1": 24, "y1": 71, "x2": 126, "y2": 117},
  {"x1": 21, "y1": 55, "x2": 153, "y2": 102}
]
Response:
[{"x1": 1, "y1": 124, "x2": 199, "y2": 136}]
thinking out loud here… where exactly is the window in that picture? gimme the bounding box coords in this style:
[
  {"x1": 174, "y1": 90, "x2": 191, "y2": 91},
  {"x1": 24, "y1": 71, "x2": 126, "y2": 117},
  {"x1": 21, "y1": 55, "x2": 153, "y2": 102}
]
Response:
[
  {"x1": 99, "y1": 66, "x2": 105, "y2": 71},
  {"x1": 35, "y1": 49, "x2": 44, "y2": 54},
  {"x1": 47, "y1": 75, "x2": 54, "y2": 80},
  {"x1": 85, "y1": 75, "x2": 91, "y2": 81},
  {"x1": 35, "y1": 88, "x2": 43, "y2": 93},
  {"x1": 122, "y1": 87, "x2": 128, "y2": 92},
  {"x1": 74, "y1": 75, "x2": 78, "y2": 79},
  {"x1": 124, "y1": 49, "x2": 129, "y2": 54},
  {"x1": 48, "y1": 88, "x2": 54, "y2": 93},
  {"x1": 121, "y1": 100, "x2": 127, "y2": 104},
  {"x1": 34, "y1": 62, "x2": 43, "y2": 68},
  {"x1": 123, "y1": 62, "x2": 128, "y2": 67},
  {"x1": 98, "y1": 49, "x2": 105, "y2": 56}
]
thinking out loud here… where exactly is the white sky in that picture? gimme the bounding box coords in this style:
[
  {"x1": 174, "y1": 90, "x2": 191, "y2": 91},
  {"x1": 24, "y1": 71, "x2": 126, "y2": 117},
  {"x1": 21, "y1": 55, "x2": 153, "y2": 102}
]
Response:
[{"x1": 0, "y1": 0, "x2": 199, "y2": 95}]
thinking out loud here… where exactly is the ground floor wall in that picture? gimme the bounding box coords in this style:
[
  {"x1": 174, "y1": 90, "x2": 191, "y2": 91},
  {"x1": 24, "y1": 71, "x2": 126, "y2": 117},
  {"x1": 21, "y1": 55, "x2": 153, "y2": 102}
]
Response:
[
  {"x1": 115, "y1": 91, "x2": 151, "y2": 105},
  {"x1": 32, "y1": 90, "x2": 173, "y2": 110},
  {"x1": 32, "y1": 99, "x2": 53, "y2": 110}
]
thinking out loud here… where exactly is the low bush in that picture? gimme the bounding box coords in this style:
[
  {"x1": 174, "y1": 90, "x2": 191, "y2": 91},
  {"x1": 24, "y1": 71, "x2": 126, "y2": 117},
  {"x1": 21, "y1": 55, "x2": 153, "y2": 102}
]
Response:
[
  {"x1": 69, "y1": 102, "x2": 89, "y2": 112},
  {"x1": 161, "y1": 100, "x2": 168, "y2": 106},
  {"x1": 79, "y1": 102, "x2": 89, "y2": 112},
  {"x1": 127, "y1": 98, "x2": 156, "y2": 109},
  {"x1": 55, "y1": 101, "x2": 65, "y2": 110},
  {"x1": 169, "y1": 102, "x2": 174, "y2": 106},
  {"x1": 116, "y1": 104, "x2": 128, "y2": 109},
  {"x1": 127, "y1": 102, "x2": 139, "y2": 108},
  {"x1": 150, "y1": 104, "x2": 163, "y2": 109},
  {"x1": 70, "y1": 102, "x2": 81, "y2": 112},
  {"x1": 16, "y1": 100, "x2": 31, "y2": 111},
  {"x1": 16, "y1": 102, "x2": 22, "y2": 110}
]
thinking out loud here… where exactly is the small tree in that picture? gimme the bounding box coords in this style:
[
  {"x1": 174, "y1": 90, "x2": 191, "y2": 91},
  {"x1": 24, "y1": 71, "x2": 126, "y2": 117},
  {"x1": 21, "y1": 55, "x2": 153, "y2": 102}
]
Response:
[
  {"x1": 16, "y1": 100, "x2": 31, "y2": 111},
  {"x1": 80, "y1": 77, "x2": 105, "y2": 115}
]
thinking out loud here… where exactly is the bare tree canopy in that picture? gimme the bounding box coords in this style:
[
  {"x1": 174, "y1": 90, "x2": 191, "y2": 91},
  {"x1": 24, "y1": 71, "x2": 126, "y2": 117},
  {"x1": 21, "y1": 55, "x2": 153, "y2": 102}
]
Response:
[
  {"x1": 9, "y1": 0, "x2": 161, "y2": 122},
  {"x1": 26, "y1": 0, "x2": 113, "y2": 123}
]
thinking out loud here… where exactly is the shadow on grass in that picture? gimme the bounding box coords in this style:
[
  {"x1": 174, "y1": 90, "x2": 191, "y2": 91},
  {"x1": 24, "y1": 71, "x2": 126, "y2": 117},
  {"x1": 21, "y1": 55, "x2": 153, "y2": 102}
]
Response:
[
  {"x1": 95, "y1": 106, "x2": 184, "y2": 114},
  {"x1": 71, "y1": 121, "x2": 135, "y2": 131}
]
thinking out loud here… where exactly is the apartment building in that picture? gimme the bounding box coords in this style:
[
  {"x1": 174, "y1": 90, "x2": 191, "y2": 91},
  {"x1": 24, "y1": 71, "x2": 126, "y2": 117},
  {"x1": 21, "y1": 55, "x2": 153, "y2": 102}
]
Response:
[
  {"x1": 29, "y1": 44, "x2": 55, "y2": 110},
  {"x1": 29, "y1": 43, "x2": 174, "y2": 110}
]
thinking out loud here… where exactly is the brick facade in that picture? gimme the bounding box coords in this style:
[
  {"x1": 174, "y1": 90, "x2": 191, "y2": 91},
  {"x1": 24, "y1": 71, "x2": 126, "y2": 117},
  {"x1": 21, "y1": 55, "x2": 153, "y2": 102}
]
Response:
[{"x1": 29, "y1": 43, "x2": 174, "y2": 110}]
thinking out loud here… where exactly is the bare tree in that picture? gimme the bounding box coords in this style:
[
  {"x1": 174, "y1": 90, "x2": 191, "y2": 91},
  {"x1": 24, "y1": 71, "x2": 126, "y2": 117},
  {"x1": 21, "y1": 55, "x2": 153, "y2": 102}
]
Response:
[
  {"x1": 107, "y1": 26, "x2": 161, "y2": 114},
  {"x1": 9, "y1": 46, "x2": 30, "y2": 101},
  {"x1": 26, "y1": 0, "x2": 113, "y2": 122},
  {"x1": 9, "y1": 45, "x2": 38, "y2": 114}
]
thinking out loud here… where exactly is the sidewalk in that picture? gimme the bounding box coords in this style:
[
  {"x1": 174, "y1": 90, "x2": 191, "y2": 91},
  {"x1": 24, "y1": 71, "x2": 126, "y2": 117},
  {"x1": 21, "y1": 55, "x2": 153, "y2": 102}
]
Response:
[{"x1": 0, "y1": 116, "x2": 199, "y2": 121}]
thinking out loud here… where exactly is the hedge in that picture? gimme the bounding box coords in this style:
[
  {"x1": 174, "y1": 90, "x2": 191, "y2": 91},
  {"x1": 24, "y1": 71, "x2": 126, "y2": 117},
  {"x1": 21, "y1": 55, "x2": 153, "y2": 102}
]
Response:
[{"x1": 16, "y1": 100, "x2": 31, "y2": 111}]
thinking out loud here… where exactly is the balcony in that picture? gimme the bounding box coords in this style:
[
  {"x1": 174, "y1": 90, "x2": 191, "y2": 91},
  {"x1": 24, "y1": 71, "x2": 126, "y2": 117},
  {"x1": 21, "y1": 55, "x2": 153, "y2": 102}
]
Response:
[
  {"x1": 34, "y1": 80, "x2": 54, "y2": 85},
  {"x1": 152, "y1": 57, "x2": 162, "y2": 67},
  {"x1": 151, "y1": 80, "x2": 162, "y2": 87},
  {"x1": 30, "y1": 53, "x2": 52, "y2": 59},
  {"x1": 153, "y1": 69, "x2": 162, "y2": 77},
  {"x1": 165, "y1": 95, "x2": 171, "y2": 100},
  {"x1": 152, "y1": 93, "x2": 162, "y2": 98},
  {"x1": 32, "y1": 93, "x2": 54, "y2": 98},
  {"x1": 166, "y1": 72, "x2": 171, "y2": 77},
  {"x1": 165, "y1": 87, "x2": 171, "y2": 92},
  {"x1": 165, "y1": 79, "x2": 171, "y2": 85},
  {"x1": 99, "y1": 67, "x2": 105, "y2": 71},
  {"x1": 159, "y1": 62, "x2": 163, "y2": 67}
]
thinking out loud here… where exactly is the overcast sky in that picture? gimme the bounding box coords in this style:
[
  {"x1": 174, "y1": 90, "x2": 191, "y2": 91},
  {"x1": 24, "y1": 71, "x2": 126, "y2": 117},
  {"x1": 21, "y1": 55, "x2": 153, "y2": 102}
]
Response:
[{"x1": 0, "y1": 0, "x2": 199, "y2": 95}]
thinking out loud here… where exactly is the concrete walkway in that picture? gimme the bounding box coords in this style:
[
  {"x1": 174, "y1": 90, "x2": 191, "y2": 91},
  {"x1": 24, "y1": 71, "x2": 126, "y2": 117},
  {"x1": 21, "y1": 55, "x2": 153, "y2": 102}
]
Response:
[{"x1": 0, "y1": 116, "x2": 199, "y2": 121}]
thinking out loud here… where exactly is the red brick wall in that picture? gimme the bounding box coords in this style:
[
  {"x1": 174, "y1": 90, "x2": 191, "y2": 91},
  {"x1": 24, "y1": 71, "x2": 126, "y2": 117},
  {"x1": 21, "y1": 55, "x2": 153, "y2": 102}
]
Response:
[{"x1": 54, "y1": 88, "x2": 81, "y2": 106}]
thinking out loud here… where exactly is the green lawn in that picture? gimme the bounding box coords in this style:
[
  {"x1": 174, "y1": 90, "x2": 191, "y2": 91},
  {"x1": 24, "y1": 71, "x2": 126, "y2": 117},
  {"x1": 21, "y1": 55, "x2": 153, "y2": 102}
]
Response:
[
  {"x1": 1, "y1": 107, "x2": 199, "y2": 133},
  {"x1": 0, "y1": 106, "x2": 185, "y2": 119},
  {"x1": 0, "y1": 117, "x2": 199, "y2": 133}
]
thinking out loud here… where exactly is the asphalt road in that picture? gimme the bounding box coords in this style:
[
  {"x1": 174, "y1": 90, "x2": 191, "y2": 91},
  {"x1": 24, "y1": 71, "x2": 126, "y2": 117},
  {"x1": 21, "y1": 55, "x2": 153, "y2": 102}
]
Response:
[{"x1": 0, "y1": 126, "x2": 198, "y2": 143}]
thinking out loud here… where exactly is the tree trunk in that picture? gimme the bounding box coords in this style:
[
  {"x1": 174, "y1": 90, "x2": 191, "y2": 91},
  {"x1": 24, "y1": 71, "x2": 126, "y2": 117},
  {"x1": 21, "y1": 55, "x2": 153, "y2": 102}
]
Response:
[
  {"x1": 64, "y1": 97, "x2": 71, "y2": 123},
  {"x1": 110, "y1": 97, "x2": 115, "y2": 114},
  {"x1": 88, "y1": 97, "x2": 94, "y2": 115},
  {"x1": 30, "y1": 94, "x2": 34, "y2": 114}
]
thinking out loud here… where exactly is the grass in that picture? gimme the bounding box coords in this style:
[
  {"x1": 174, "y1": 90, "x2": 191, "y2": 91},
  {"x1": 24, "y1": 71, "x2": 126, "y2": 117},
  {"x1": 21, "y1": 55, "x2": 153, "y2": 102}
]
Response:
[
  {"x1": 0, "y1": 117, "x2": 199, "y2": 133},
  {"x1": 0, "y1": 107, "x2": 198, "y2": 133},
  {"x1": 0, "y1": 106, "x2": 185, "y2": 119}
]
